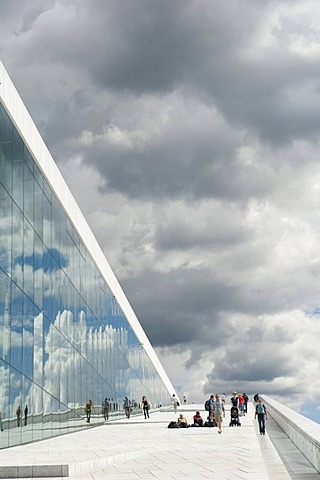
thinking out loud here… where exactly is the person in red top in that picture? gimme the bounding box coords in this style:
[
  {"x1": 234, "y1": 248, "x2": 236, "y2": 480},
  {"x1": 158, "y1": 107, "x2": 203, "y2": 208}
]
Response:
[
  {"x1": 238, "y1": 394, "x2": 245, "y2": 416},
  {"x1": 192, "y1": 411, "x2": 203, "y2": 427}
]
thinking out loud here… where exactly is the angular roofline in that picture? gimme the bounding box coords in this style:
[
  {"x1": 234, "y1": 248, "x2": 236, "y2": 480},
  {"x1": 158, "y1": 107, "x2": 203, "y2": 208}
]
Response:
[{"x1": 0, "y1": 61, "x2": 178, "y2": 401}]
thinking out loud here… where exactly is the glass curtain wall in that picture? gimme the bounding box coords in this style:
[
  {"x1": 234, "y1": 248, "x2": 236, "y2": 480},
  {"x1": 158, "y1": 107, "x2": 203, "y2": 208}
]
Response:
[{"x1": 0, "y1": 103, "x2": 171, "y2": 449}]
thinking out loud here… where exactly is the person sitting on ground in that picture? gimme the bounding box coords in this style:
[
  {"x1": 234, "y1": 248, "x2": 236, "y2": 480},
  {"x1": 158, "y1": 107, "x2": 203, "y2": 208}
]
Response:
[
  {"x1": 204, "y1": 415, "x2": 216, "y2": 427},
  {"x1": 192, "y1": 411, "x2": 203, "y2": 427},
  {"x1": 177, "y1": 413, "x2": 188, "y2": 428}
]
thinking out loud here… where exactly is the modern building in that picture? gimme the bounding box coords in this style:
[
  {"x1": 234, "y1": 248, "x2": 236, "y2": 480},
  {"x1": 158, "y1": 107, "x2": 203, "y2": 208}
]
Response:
[{"x1": 0, "y1": 62, "x2": 177, "y2": 449}]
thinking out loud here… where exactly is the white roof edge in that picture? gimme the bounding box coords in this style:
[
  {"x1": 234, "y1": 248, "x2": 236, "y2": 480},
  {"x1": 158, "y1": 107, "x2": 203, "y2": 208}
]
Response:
[{"x1": 0, "y1": 61, "x2": 178, "y2": 400}]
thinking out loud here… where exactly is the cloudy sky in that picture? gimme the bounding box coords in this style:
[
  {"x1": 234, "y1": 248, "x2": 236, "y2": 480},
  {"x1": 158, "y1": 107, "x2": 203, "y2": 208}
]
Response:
[{"x1": 2, "y1": 0, "x2": 320, "y2": 420}]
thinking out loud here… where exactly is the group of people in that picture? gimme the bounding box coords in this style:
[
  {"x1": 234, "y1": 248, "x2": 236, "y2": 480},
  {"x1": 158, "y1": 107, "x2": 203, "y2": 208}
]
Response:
[
  {"x1": 102, "y1": 398, "x2": 122, "y2": 420},
  {"x1": 169, "y1": 391, "x2": 268, "y2": 436},
  {"x1": 232, "y1": 392, "x2": 268, "y2": 435},
  {"x1": 191, "y1": 411, "x2": 219, "y2": 428},
  {"x1": 123, "y1": 396, "x2": 151, "y2": 420},
  {"x1": 204, "y1": 393, "x2": 225, "y2": 433},
  {"x1": 230, "y1": 391, "x2": 249, "y2": 415},
  {"x1": 16, "y1": 405, "x2": 28, "y2": 427},
  {"x1": 86, "y1": 396, "x2": 151, "y2": 423},
  {"x1": 170, "y1": 393, "x2": 225, "y2": 433},
  {"x1": 89, "y1": 391, "x2": 268, "y2": 436}
]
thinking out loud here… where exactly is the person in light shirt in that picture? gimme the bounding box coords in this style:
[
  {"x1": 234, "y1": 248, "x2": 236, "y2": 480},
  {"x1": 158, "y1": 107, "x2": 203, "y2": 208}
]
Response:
[
  {"x1": 214, "y1": 394, "x2": 225, "y2": 434},
  {"x1": 171, "y1": 394, "x2": 179, "y2": 414},
  {"x1": 255, "y1": 399, "x2": 268, "y2": 435}
]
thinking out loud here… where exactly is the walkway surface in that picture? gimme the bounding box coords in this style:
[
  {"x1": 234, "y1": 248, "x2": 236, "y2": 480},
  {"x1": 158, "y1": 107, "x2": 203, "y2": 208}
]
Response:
[{"x1": 0, "y1": 404, "x2": 319, "y2": 480}]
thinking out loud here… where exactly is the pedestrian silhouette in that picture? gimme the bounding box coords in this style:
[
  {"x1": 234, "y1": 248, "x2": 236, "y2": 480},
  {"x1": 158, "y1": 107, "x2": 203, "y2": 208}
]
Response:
[{"x1": 24, "y1": 405, "x2": 28, "y2": 426}]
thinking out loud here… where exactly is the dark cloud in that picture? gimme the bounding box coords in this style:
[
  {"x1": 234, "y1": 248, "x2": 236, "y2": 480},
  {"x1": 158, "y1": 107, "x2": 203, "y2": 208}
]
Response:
[
  {"x1": 155, "y1": 219, "x2": 252, "y2": 251},
  {"x1": 122, "y1": 269, "x2": 230, "y2": 347},
  {"x1": 212, "y1": 350, "x2": 292, "y2": 383},
  {"x1": 4, "y1": 0, "x2": 320, "y2": 150},
  {"x1": 3, "y1": 0, "x2": 320, "y2": 200},
  {"x1": 71, "y1": 104, "x2": 279, "y2": 202},
  {"x1": 121, "y1": 263, "x2": 310, "y2": 350}
]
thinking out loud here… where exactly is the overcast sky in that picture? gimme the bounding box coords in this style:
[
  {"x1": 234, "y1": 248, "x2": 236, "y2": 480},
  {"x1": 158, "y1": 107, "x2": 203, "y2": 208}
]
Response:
[{"x1": 2, "y1": 0, "x2": 320, "y2": 420}]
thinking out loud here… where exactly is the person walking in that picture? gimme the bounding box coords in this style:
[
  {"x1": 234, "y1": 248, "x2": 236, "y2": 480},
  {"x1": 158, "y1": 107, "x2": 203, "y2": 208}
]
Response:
[
  {"x1": 213, "y1": 394, "x2": 225, "y2": 434},
  {"x1": 243, "y1": 393, "x2": 249, "y2": 413},
  {"x1": 123, "y1": 396, "x2": 131, "y2": 419},
  {"x1": 141, "y1": 396, "x2": 150, "y2": 419},
  {"x1": 85, "y1": 400, "x2": 92, "y2": 423},
  {"x1": 16, "y1": 406, "x2": 21, "y2": 427},
  {"x1": 24, "y1": 405, "x2": 28, "y2": 426},
  {"x1": 171, "y1": 394, "x2": 179, "y2": 414},
  {"x1": 255, "y1": 399, "x2": 268, "y2": 435},
  {"x1": 103, "y1": 398, "x2": 110, "y2": 421},
  {"x1": 238, "y1": 394, "x2": 245, "y2": 416},
  {"x1": 207, "y1": 394, "x2": 215, "y2": 422},
  {"x1": 231, "y1": 391, "x2": 238, "y2": 408}
]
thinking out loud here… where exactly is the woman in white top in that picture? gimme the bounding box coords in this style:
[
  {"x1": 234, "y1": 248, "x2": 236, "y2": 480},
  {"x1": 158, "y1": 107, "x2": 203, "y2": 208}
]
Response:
[{"x1": 172, "y1": 394, "x2": 179, "y2": 414}]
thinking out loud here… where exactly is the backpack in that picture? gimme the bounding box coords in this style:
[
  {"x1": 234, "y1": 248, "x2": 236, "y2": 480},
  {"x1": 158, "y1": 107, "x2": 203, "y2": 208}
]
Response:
[
  {"x1": 256, "y1": 403, "x2": 266, "y2": 414},
  {"x1": 204, "y1": 399, "x2": 210, "y2": 411},
  {"x1": 167, "y1": 421, "x2": 178, "y2": 428},
  {"x1": 231, "y1": 397, "x2": 238, "y2": 407}
]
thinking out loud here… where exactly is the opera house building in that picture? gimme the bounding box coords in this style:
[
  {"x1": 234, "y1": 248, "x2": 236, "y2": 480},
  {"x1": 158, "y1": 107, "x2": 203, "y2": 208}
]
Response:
[{"x1": 0, "y1": 62, "x2": 176, "y2": 449}]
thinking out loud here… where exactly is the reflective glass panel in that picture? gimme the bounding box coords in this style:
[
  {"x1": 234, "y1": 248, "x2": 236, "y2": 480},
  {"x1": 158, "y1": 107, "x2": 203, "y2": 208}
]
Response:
[{"x1": 0, "y1": 101, "x2": 172, "y2": 450}]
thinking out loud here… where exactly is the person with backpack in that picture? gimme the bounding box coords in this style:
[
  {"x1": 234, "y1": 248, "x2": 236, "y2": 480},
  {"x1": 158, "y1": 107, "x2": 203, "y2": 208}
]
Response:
[
  {"x1": 205, "y1": 394, "x2": 215, "y2": 421},
  {"x1": 172, "y1": 394, "x2": 179, "y2": 414},
  {"x1": 255, "y1": 399, "x2": 268, "y2": 435}
]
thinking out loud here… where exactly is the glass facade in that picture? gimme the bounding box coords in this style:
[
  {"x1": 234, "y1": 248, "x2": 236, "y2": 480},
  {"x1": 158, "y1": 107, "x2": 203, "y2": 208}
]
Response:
[{"x1": 0, "y1": 102, "x2": 171, "y2": 449}]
